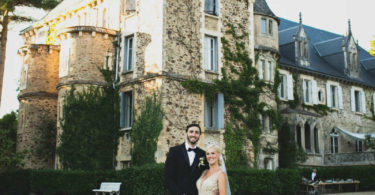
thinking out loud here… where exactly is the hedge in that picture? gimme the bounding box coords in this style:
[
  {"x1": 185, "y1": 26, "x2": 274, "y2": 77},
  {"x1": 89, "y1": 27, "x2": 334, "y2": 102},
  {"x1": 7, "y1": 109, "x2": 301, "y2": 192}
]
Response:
[{"x1": 1, "y1": 165, "x2": 373, "y2": 195}]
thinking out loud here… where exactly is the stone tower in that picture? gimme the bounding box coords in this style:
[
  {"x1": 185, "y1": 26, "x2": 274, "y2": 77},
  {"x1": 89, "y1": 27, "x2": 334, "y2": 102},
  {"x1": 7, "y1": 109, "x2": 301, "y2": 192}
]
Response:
[
  {"x1": 55, "y1": 27, "x2": 117, "y2": 169},
  {"x1": 17, "y1": 44, "x2": 60, "y2": 169},
  {"x1": 254, "y1": 0, "x2": 280, "y2": 169}
]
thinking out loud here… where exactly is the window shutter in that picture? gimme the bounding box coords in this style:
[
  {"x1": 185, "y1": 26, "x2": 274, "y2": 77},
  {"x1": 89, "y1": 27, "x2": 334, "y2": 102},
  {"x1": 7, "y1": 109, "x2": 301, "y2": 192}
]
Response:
[
  {"x1": 361, "y1": 91, "x2": 366, "y2": 114},
  {"x1": 287, "y1": 74, "x2": 294, "y2": 100},
  {"x1": 302, "y1": 79, "x2": 306, "y2": 103},
  {"x1": 326, "y1": 83, "x2": 331, "y2": 107},
  {"x1": 204, "y1": 37, "x2": 210, "y2": 70},
  {"x1": 373, "y1": 94, "x2": 375, "y2": 115},
  {"x1": 204, "y1": 95, "x2": 209, "y2": 128},
  {"x1": 338, "y1": 86, "x2": 343, "y2": 109},
  {"x1": 277, "y1": 84, "x2": 281, "y2": 98},
  {"x1": 130, "y1": 91, "x2": 134, "y2": 126},
  {"x1": 213, "y1": 95, "x2": 218, "y2": 129},
  {"x1": 205, "y1": 0, "x2": 211, "y2": 13},
  {"x1": 350, "y1": 88, "x2": 355, "y2": 112},
  {"x1": 217, "y1": 93, "x2": 224, "y2": 129},
  {"x1": 120, "y1": 92, "x2": 125, "y2": 127},
  {"x1": 214, "y1": 38, "x2": 218, "y2": 72},
  {"x1": 124, "y1": 37, "x2": 128, "y2": 72},
  {"x1": 312, "y1": 80, "x2": 318, "y2": 104},
  {"x1": 214, "y1": 0, "x2": 219, "y2": 15}
]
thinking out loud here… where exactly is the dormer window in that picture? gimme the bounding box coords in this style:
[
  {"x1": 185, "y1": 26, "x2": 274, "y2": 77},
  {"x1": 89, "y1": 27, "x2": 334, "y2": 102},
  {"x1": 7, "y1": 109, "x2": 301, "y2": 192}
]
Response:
[
  {"x1": 344, "y1": 20, "x2": 360, "y2": 78},
  {"x1": 294, "y1": 13, "x2": 310, "y2": 66}
]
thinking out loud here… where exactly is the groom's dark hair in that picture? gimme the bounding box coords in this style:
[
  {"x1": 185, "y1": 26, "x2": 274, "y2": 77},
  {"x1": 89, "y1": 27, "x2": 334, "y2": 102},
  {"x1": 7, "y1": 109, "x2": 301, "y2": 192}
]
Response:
[{"x1": 186, "y1": 123, "x2": 201, "y2": 134}]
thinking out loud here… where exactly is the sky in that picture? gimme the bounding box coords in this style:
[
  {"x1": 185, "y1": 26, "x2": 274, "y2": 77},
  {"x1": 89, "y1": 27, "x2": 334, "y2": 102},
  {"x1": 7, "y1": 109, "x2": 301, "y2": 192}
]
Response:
[{"x1": 1, "y1": 0, "x2": 375, "y2": 117}]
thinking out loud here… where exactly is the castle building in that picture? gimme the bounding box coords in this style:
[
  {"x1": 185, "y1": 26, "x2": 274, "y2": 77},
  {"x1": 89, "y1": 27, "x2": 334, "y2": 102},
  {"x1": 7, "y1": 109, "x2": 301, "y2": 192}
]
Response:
[{"x1": 17, "y1": 0, "x2": 375, "y2": 169}]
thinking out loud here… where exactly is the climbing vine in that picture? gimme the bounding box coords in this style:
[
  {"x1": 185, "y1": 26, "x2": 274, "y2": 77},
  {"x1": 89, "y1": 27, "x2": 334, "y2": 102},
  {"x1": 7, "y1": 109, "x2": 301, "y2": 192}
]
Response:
[
  {"x1": 57, "y1": 69, "x2": 120, "y2": 170},
  {"x1": 35, "y1": 114, "x2": 57, "y2": 159},
  {"x1": 131, "y1": 93, "x2": 164, "y2": 166},
  {"x1": 182, "y1": 23, "x2": 274, "y2": 167}
]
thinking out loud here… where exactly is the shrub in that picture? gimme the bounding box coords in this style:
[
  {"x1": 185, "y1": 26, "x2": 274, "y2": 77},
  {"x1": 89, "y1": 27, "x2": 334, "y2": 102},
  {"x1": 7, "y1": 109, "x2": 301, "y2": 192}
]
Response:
[{"x1": 1, "y1": 165, "x2": 374, "y2": 195}]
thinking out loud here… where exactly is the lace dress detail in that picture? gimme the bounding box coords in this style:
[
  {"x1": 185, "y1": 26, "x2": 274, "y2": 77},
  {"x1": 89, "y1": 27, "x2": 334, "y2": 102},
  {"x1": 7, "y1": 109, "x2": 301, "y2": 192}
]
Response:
[{"x1": 196, "y1": 170, "x2": 222, "y2": 195}]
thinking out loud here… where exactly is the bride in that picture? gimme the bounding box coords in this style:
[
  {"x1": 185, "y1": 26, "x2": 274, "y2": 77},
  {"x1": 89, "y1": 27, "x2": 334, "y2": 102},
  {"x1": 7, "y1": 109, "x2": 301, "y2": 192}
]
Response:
[{"x1": 196, "y1": 145, "x2": 230, "y2": 195}]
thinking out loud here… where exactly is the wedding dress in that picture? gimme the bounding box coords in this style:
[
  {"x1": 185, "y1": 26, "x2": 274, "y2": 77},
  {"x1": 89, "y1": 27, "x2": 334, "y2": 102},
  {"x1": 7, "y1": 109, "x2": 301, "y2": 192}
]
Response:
[{"x1": 196, "y1": 170, "x2": 222, "y2": 195}]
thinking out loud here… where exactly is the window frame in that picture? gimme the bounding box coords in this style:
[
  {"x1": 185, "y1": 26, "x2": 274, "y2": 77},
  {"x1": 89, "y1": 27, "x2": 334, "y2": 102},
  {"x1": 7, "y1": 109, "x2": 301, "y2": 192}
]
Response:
[
  {"x1": 123, "y1": 35, "x2": 134, "y2": 72},
  {"x1": 204, "y1": 93, "x2": 224, "y2": 130},
  {"x1": 204, "y1": 35, "x2": 218, "y2": 72},
  {"x1": 204, "y1": 0, "x2": 218, "y2": 16},
  {"x1": 120, "y1": 91, "x2": 133, "y2": 129},
  {"x1": 278, "y1": 74, "x2": 287, "y2": 100},
  {"x1": 330, "y1": 129, "x2": 339, "y2": 154}
]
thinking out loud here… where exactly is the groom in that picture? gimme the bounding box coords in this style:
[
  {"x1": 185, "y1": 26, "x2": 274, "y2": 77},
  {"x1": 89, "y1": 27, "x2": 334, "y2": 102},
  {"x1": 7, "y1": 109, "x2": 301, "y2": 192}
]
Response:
[{"x1": 165, "y1": 124, "x2": 209, "y2": 195}]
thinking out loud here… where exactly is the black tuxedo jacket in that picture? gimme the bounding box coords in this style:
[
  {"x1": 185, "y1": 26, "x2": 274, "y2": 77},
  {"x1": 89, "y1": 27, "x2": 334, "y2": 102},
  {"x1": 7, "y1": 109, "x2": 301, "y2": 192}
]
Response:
[{"x1": 165, "y1": 143, "x2": 208, "y2": 195}]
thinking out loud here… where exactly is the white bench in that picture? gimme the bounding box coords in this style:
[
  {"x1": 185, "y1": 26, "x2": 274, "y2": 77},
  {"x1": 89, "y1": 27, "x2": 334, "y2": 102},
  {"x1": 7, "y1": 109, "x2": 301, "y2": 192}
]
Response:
[{"x1": 93, "y1": 182, "x2": 122, "y2": 195}]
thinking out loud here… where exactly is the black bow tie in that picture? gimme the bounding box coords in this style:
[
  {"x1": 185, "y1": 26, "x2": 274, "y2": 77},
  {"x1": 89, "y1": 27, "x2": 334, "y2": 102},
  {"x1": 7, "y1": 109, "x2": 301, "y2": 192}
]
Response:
[{"x1": 188, "y1": 148, "x2": 197, "y2": 152}]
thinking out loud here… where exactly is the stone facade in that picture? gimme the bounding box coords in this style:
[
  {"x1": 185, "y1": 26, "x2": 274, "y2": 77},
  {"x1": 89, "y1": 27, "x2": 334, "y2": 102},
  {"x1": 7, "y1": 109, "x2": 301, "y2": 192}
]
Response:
[
  {"x1": 17, "y1": 44, "x2": 60, "y2": 169},
  {"x1": 17, "y1": 0, "x2": 375, "y2": 170}
]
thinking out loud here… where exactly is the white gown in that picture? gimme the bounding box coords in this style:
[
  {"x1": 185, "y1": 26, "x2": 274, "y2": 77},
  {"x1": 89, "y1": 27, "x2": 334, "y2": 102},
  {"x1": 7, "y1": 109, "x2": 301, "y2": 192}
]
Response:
[{"x1": 196, "y1": 170, "x2": 223, "y2": 195}]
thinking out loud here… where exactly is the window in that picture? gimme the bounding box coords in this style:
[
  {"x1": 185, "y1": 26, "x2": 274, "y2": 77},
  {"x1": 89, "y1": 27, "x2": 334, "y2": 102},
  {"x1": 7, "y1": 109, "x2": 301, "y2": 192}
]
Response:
[
  {"x1": 262, "y1": 114, "x2": 267, "y2": 132},
  {"x1": 268, "y1": 20, "x2": 273, "y2": 35},
  {"x1": 296, "y1": 125, "x2": 302, "y2": 148},
  {"x1": 330, "y1": 129, "x2": 339, "y2": 153},
  {"x1": 351, "y1": 88, "x2": 366, "y2": 113},
  {"x1": 126, "y1": 0, "x2": 136, "y2": 11},
  {"x1": 278, "y1": 74, "x2": 287, "y2": 99},
  {"x1": 204, "y1": 36, "x2": 218, "y2": 72},
  {"x1": 123, "y1": 35, "x2": 134, "y2": 72},
  {"x1": 260, "y1": 60, "x2": 266, "y2": 79},
  {"x1": 204, "y1": 0, "x2": 218, "y2": 15},
  {"x1": 261, "y1": 18, "x2": 273, "y2": 36},
  {"x1": 303, "y1": 79, "x2": 312, "y2": 104},
  {"x1": 278, "y1": 74, "x2": 294, "y2": 100},
  {"x1": 264, "y1": 158, "x2": 273, "y2": 170},
  {"x1": 304, "y1": 123, "x2": 311, "y2": 152},
  {"x1": 204, "y1": 93, "x2": 224, "y2": 129},
  {"x1": 267, "y1": 61, "x2": 272, "y2": 81},
  {"x1": 327, "y1": 83, "x2": 343, "y2": 109},
  {"x1": 120, "y1": 91, "x2": 133, "y2": 128},
  {"x1": 314, "y1": 127, "x2": 319, "y2": 153},
  {"x1": 261, "y1": 18, "x2": 267, "y2": 34},
  {"x1": 356, "y1": 140, "x2": 363, "y2": 152},
  {"x1": 355, "y1": 90, "x2": 361, "y2": 112},
  {"x1": 331, "y1": 85, "x2": 337, "y2": 108}
]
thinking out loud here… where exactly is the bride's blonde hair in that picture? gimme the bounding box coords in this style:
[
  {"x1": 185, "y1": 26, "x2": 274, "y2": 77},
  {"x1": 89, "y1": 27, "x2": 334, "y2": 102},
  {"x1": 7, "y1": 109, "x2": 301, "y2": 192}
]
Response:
[{"x1": 206, "y1": 144, "x2": 222, "y2": 166}]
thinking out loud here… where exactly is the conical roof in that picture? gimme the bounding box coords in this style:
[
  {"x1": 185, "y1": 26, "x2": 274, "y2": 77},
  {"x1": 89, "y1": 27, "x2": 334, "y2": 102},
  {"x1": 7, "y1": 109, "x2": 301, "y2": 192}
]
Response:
[{"x1": 254, "y1": 0, "x2": 279, "y2": 22}]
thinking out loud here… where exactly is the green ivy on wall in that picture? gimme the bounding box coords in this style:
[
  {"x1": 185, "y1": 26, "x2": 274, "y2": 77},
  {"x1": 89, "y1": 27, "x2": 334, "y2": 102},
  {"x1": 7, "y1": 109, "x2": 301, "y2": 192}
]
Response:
[
  {"x1": 181, "y1": 23, "x2": 276, "y2": 167},
  {"x1": 57, "y1": 69, "x2": 120, "y2": 170},
  {"x1": 131, "y1": 93, "x2": 164, "y2": 166}
]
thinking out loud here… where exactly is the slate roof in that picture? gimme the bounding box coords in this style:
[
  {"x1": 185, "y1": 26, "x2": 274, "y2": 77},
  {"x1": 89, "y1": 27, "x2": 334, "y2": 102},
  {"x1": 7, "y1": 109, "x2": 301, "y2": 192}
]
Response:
[
  {"x1": 278, "y1": 18, "x2": 375, "y2": 88},
  {"x1": 254, "y1": 0, "x2": 279, "y2": 22}
]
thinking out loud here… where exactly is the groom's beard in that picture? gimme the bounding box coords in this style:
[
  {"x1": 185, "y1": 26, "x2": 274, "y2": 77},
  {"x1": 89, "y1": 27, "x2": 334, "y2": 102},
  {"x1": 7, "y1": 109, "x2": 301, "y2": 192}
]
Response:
[{"x1": 187, "y1": 136, "x2": 199, "y2": 145}]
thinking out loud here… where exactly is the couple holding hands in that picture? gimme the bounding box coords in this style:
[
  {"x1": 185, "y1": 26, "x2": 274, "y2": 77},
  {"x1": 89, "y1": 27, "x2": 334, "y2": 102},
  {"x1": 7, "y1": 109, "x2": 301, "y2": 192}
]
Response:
[{"x1": 165, "y1": 124, "x2": 231, "y2": 195}]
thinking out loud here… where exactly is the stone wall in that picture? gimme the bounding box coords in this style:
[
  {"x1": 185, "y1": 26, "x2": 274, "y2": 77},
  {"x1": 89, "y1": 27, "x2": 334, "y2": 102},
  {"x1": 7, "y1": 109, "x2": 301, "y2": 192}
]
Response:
[
  {"x1": 17, "y1": 44, "x2": 59, "y2": 169},
  {"x1": 280, "y1": 70, "x2": 375, "y2": 166}
]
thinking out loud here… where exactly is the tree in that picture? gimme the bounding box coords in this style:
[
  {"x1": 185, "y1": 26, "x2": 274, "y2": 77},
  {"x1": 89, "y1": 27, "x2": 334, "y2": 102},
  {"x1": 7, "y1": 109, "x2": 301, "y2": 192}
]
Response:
[
  {"x1": 131, "y1": 94, "x2": 164, "y2": 166},
  {"x1": 0, "y1": 0, "x2": 60, "y2": 106},
  {"x1": 0, "y1": 111, "x2": 26, "y2": 170},
  {"x1": 370, "y1": 37, "x2": 375, "y2": 57}
]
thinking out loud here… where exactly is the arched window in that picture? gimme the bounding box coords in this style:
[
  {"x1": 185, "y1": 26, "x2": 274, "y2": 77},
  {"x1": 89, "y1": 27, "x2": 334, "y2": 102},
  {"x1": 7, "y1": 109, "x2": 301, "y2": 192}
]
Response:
[
  {"x1": 314, "y1": 127, "x2": 319, "y2": 153},
  {"x1": 304, "y1": 123, "x2": 311, "y2": 152},
  {"x1": 296, "y1": 125, "x2": 302, "y2": 148}
]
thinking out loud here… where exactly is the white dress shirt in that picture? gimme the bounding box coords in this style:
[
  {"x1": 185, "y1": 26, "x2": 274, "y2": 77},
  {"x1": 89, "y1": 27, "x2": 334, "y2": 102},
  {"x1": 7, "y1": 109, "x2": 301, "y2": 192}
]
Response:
[{"x1": 185, "y1": 142, "x2": 196, "y2": 166}]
